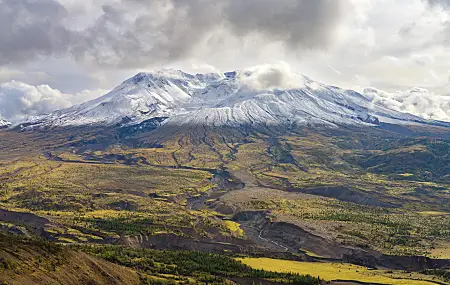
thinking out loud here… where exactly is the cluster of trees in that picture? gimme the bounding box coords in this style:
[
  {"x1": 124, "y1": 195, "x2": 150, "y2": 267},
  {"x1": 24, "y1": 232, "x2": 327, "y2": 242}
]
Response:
[
  {"x1": 83, "y1": 245, "x2": 320, "y2": 285},
  {"x1": 0, "y1": 232, "x2": 66, "y2": 274},
  {"x1": 82, "y1": 216, "x2": 153, "y2": 234},
  {"x1": 420, "y1": 269, "x2": 450, "y2": 282}
]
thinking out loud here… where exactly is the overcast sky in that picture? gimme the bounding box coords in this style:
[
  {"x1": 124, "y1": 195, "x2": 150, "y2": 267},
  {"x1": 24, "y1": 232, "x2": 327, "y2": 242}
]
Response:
[{"x1": 0, "y1": 0, "x2": 450, "y2": 122}]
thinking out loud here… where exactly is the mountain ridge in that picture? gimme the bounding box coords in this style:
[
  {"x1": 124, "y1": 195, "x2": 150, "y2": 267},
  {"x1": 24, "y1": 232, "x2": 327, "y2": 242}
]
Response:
[
  {"x1": 0, "y1": 119, "x2": 11, "y2": 129},
  {"x1": 15, "y1": 66, "x2": 444, "y2": 131}
]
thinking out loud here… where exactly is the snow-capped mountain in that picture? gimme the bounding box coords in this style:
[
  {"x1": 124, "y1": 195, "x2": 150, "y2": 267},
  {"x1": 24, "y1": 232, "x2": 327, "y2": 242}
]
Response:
[
  {"x1": 0, "y1": 119, "x2": 11, "y2": 129},
  {"x1": 19, "y1": 66, "x2": 432, "y2": 130}
]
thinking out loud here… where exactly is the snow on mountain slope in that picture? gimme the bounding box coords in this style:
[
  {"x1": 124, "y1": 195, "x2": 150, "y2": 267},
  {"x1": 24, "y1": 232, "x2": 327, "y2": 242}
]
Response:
[
  {"x1": 19, "y1": 66, "x2": 431, "y2": 130},
  {"x1": 0, "y1": 119, "x2": 11, "y2": 129},
  {"x1": 20, "y1": 70, "x2": 206, "y2": 128}
]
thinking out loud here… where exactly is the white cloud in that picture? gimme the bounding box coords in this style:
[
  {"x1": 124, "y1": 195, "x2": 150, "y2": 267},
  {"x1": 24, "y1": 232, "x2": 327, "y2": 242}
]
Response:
[
  {"x1": 239, "y1": 63, "x2": 306, "y2": 90},
  {"x1": 363, "y1": 86, "x2": 450, "y2": 121},
  {"x1": 0, "y1": 81, "x2": 105, "y2": 122}
]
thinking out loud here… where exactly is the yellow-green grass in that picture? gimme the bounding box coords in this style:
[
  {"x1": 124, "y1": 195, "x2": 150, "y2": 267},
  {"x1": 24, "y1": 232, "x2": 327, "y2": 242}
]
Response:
[
  {"x1": 1, "y1": 158, "x2": 213, "y2": 198},
  {"x1": 299, "y1": 249, "x2": 326, "y2": 258},
  {"x1": 418, "y1": 211, "x2": 450, "y2": 216},
  {"x1": 224, "y1": 221, "x2": 244, "y2": 237},
  {"x1": 57, "y1": 237, "x2": 76, "y2": 244},
  {"x1": 263, "y1": 172, "x2": 290, "y2": 179},
  {"x1": 237, "y1": 258, "x2": 441, "y2": 285},
  {"x1": 228, "y1": 188, "x2": 449, "y2": 256},
  {"x1": 431, "y1": 242, "x2": 450, "y2": 259}
]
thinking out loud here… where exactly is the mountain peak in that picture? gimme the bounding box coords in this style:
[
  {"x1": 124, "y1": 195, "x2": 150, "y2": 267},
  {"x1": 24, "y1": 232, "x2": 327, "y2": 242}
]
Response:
[
  {"x1": 131, "y1": 69, "x2": 195, "y2": 81},
  {"x1": 17, "y1": 66, "x2": 431, "y2": 130}
]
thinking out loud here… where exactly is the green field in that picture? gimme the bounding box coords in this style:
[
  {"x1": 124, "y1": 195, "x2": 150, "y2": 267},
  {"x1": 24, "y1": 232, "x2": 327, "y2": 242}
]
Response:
[{"x1": 238, "y1": 258, "x2": 444, "y2": 285}]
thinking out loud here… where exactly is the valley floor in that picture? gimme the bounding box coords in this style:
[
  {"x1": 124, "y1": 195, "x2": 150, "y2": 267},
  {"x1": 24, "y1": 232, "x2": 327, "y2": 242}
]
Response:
[{"x1": 0, "y1": 126, "x2": 449, "y2": 284}]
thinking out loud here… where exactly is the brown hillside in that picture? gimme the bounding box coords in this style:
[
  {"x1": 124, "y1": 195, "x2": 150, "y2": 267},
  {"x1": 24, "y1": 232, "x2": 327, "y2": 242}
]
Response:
[{"x1": 0, "y1": 234, "x2": 140, "y2": 285}]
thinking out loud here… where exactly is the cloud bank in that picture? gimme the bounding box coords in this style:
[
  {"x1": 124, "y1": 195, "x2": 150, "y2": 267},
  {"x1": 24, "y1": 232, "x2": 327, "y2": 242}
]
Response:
[
  {"x1": 0, "y1": 0, "x2": 351, "y2": 68},
  {"x1": 363, "y1": 87, "x2": 450, "y2": 121},
  {"x1": 0, "y1": 81, "x2": 104, "y2": 122}
]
